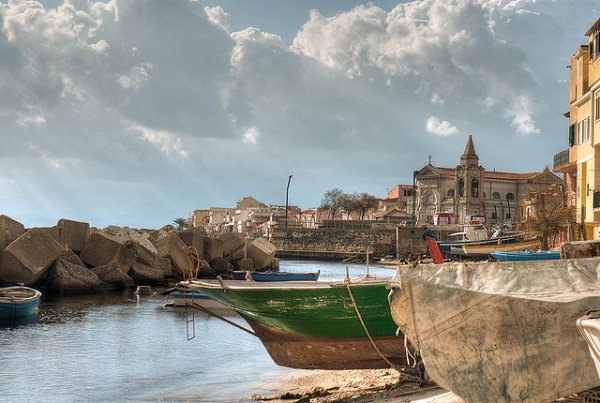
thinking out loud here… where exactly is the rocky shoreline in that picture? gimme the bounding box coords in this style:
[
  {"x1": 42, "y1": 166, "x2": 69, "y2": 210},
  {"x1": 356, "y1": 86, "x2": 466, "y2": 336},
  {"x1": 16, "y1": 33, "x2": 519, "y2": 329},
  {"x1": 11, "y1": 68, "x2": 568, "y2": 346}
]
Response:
[{"x1": 0, "y1": 215, "x2": 279, "y2": 293}]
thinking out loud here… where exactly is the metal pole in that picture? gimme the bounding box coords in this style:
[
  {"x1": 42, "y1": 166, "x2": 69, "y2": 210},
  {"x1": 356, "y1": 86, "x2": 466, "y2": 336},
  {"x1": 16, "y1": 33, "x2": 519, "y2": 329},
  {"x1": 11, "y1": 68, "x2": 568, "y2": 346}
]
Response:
[{"x1": 285, "y1": 175, "x2": 293, "y2": 228}]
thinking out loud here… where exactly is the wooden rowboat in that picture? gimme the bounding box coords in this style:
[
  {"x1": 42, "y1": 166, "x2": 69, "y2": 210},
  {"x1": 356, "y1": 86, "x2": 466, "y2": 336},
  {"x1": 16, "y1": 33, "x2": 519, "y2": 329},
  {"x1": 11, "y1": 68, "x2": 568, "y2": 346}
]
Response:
[
  {"x1": 490, "y1": 250, "x2": 560, "y2": 261},
  {"x1": 458, "y1": 238, "x2": 541, "y2": 256},
  {"x1": 0, "y1": 286, "x2": 42, "y2": 319}
]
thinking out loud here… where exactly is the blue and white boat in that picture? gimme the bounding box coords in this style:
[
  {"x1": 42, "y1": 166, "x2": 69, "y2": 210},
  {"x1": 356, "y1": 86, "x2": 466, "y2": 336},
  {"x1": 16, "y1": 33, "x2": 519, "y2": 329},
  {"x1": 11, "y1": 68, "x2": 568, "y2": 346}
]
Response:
[
  {"x1": 171, "y1": 290, "x2": 230, "y2": 310},
  {"x1": 490, "y1": 250, "x2": 560, "y2": 261},
  {"x1": 0, "y1": 286, "x2": 42, "y2": 318},
  {"x1": 230, "y1": 270, "x2": 320, "y2": 282}
]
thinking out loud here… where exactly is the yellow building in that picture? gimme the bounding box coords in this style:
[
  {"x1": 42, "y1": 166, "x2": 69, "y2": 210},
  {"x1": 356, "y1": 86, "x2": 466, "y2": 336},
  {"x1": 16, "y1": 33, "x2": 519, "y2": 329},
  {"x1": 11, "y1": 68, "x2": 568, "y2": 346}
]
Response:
[{"x1": 555, "y1": 18, "x2": 600, "y2": 240}]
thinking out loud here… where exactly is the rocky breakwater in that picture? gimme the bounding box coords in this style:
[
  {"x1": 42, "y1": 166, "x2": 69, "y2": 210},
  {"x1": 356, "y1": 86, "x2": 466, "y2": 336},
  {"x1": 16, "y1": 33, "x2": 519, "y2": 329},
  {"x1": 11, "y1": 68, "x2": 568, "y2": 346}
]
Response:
[{"x1": 0, "y1": 214, "x2": 279, "y2": 294}]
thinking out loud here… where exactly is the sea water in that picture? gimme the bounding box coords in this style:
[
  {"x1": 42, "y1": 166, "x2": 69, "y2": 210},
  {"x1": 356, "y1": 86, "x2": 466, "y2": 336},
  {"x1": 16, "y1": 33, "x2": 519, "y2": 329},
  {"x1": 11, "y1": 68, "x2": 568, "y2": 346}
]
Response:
[{"x1": 0, "y1": 260, "x2": 396, "y2": 403}]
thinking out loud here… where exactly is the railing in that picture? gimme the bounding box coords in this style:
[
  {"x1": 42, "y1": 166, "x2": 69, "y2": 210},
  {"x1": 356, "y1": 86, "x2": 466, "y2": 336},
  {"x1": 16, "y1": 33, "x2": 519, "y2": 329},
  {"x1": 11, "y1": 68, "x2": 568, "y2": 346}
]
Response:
[{"x1": 553, "y1": 149, "x2": 570, "y2": 170}]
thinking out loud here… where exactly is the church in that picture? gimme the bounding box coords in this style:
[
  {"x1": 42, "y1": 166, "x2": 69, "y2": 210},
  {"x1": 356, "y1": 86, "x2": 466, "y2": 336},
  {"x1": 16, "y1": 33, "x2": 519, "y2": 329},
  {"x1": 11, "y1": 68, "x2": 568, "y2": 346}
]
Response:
[{"x1": 413, "y1": 136, "x2": 563, "y2": 225}]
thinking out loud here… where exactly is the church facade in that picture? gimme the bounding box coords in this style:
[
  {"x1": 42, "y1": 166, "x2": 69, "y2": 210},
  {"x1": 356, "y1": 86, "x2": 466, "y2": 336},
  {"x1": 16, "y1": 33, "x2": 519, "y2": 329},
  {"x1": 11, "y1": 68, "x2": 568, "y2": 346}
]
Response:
[{"x1": 414, "y1": 136, "x2": 563, "y2": 225}]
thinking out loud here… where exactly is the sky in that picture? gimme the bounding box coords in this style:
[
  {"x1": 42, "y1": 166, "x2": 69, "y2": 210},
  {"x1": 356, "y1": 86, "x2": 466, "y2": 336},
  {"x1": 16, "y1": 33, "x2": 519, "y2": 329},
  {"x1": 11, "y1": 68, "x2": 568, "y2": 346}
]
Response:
[{"x1": 1, "y1": 0, "x2": 599, "y2": 229}]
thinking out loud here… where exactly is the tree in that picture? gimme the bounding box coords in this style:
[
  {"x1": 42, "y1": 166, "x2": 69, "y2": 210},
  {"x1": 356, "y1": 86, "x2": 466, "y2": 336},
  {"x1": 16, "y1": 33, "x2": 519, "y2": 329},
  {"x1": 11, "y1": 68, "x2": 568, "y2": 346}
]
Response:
[
  {"x1": 173, "y1": 217, "x2": 188, "y2": 230},
  {"x1": 320, "y1": 188, "x2": 345, "y2": 219},
  {"x1": 521, "y1": 184, "x2": 569, "y2": 249},
  {"x1": 355, "y1": 192, "x2": 380, "y2": 219}
]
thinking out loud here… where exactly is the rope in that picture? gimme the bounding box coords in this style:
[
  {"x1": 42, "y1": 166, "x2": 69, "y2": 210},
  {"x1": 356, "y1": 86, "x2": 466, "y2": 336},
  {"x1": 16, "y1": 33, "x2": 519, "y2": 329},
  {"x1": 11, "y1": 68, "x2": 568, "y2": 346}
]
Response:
[
  {"x1": 189, "y1": 302, "x2": 256, "y2": 337},
  {"x1": 185, "y1": 246, "x2": 200, "y2": 280},
  {"x1": 343, "y1": 277, "x2": 398, "y2": 370}
]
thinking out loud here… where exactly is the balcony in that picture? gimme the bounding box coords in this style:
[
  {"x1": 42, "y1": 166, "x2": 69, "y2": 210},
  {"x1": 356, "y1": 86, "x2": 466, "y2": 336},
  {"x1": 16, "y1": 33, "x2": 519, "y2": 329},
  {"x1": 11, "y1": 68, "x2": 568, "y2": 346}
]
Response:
[
  {"x1": 553, "y1": 149, "x2": 569, "y2": 169},
  {"x1": 594, "y1": 191, "x2": 600, "y2": 209}
]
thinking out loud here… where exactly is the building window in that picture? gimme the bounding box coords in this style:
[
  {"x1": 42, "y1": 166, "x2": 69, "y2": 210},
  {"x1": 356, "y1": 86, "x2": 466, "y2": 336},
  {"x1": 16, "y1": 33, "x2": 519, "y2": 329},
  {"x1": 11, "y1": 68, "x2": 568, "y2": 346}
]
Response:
[
  {"x1": 447, "y1": 189, "x2": 455, "y2": 197},
  {"x1": 425, "y1": 193, "x2": 436, "y2": 205},
  {"x1": 492, "y1": 192, "x2": 501, "y2": 200},
  {"x1": 596, "y1": 92, "x2": 600, "y2": 120},
  {"x1": 471, "y1": 179, "x2": 479, "y2": 197},
  {"x1": 458, "y1": 179, "x2": 464, "y2": 196},
  {"x1": 491, "y1": 212, "x2": 497, "y2": 220},
  {"x1": 506, "y1": 193, "x2": 514, "y2": 200}
]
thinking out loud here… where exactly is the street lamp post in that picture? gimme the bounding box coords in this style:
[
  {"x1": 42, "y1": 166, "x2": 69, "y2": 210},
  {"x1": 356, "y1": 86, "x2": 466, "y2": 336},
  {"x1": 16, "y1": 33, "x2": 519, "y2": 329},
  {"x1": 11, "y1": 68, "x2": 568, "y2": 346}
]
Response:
[{"x1": 285, "y1": 175, "x2": 293, "y2": 229}]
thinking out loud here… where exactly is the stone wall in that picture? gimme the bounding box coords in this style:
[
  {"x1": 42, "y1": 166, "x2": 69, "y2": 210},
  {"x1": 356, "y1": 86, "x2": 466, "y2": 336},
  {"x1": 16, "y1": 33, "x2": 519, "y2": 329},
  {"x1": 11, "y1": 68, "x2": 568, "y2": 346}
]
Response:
[{"x1": 271, "y1": 226, "x2": 453, "y2": 260}]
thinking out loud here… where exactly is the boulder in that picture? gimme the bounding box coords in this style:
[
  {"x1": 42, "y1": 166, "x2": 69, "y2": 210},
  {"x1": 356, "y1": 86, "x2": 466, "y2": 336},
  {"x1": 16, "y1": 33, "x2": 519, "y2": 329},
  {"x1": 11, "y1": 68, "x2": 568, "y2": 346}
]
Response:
[
  {"x1": 128, "y1": 262, "x2": 166, "y2": 285},
  {"x1": 79, "y1": 233, "x2": 136, "y2": 272},
  {"x1": 0, "y1": 228, "x2": 66, "y2": 286},
  {"x1": 91, "y1": 262, "x2": 136, "y2": 288},
  {"x1": 129, "y1": 243, "x2": 157, "y2": 268},
  {"x1": 102, "y1": 226, "x2": 158, "y2": 256},
  {"x1": 57, "y1": 250, "x2": 87, "y2": 268},
  {"x1": 233, "y1": 258, "x2": 254, "y2": 271},
  {"x1": 0, "y1": 215, "x2": 25, "y2": 252},
  {"x1": 154, "y1": 257, "x2": 174, "y2": 278},
  {"x1": 247, "y1": 238, "x2": 277, "y2": 269},
  {"x1": 148, "y1": 224, "x2": 176, "y2": 241},
  {"x1": 203, "y1": 236, "x2": 224, "y2": 262},
  {"x1": 177, "y1": 230, "x2": 205, "y2": 257},
  {"x1": 152, "y1": 233, "x2": 189, "y2": 277},
  {"x1": 197, "y1": 258, "x2": 216, "y2": 277},
  {"x1": 34, "y1": 227, "x2": 61, "y2": 244},
  {"x1": 46, "y1": 259, "x2": 116, "y2": 293},
  {"x1": 209, "y1": 258, "x2": 233, "y2": 275},
  {"x1": 57, "y1": 218, "x2": 90, "y2": 253},
  {"x1": 216, "y1": 233, "x2": 245, "y2": 259}
]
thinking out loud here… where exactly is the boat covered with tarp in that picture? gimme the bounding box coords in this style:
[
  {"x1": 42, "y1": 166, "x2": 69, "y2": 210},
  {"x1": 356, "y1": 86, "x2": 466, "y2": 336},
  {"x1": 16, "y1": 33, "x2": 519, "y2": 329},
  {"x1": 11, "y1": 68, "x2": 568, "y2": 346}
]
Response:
[{"x1": 388, "y1": 256, "x2": 600, "y2": 403}]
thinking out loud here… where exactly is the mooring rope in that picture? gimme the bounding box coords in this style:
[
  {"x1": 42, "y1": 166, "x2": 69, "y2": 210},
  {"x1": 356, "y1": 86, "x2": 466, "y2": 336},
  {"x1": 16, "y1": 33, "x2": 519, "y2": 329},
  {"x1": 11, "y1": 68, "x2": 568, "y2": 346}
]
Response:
[
  {"x1": 185, "y1": 246, "x2": 200, "y2": 280},
  {"x1": 343, "y1": 277, "x2": 398, "y2": 370}
]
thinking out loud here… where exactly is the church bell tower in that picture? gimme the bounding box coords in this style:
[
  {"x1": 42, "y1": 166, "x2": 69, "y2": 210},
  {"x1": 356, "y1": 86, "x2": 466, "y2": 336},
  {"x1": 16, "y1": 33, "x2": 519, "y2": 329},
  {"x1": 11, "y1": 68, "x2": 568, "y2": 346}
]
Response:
[{"x1": 456, "y1": 135, "x2": 483, "y2": 222}]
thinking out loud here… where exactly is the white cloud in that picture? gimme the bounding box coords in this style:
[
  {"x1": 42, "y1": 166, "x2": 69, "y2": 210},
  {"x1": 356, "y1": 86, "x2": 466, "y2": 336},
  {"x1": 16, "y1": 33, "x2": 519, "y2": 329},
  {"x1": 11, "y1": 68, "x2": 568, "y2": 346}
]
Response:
[
  {"x1": 0, "y1": 0, "x2": 596, "y2": 228},
  {"x1": 243, "y1": 127, "x2": 260, "y2": 144},
  {"x1": 426, "y1": 116, "x2": 459, "y2": 136}
]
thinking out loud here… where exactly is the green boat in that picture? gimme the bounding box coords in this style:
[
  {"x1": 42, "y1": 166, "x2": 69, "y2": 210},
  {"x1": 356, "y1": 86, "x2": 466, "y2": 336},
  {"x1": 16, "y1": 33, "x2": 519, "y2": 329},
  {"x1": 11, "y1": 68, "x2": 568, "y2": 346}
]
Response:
[{"x1": 181, "y1": 276, "x2": 410, "y2": 370}]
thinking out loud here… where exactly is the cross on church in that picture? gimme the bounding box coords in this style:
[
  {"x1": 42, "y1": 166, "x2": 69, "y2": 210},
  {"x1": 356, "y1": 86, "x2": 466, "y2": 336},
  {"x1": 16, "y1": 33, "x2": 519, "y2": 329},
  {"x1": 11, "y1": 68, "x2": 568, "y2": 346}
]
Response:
[{"x1": 427, "y1": 154, "x2": 433, "y2": 165}]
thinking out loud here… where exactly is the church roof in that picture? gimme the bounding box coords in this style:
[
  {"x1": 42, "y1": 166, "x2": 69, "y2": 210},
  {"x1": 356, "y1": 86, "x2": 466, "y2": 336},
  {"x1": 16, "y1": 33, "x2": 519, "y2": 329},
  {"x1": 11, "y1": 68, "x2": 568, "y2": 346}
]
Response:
[{"x1": 436, "y1": 167, "x2": 550, "y2": 181}]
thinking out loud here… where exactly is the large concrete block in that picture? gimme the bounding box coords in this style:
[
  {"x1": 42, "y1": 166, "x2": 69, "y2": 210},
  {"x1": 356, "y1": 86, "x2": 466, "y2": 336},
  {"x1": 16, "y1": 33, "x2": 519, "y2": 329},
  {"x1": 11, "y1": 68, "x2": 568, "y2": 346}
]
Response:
[
  {"x1": 152, "y1": 233, "x2": 189, "y2": 277},
  {"x1": 0, "y1": 215, "x2": 25, "y2": 252},
  {"x1": 79, "y1": 233, "x2": 136, "y2": 272},
  {"x1": 128, "y1": 261, "x2": 166, "y2": 285},
  {"x1": 203, "y1": 236, "x2": 224, "y2": 262},
  {"x1": 91, "y1": 261, "x2": 136, "y2": 288},
  {"x1": 177, "y1": 230, "x2": 205, "y2": 258},
  {"x1": 46, "y1": 259, "x2": 116, "y2": 293},
  {"x1": 216, "y1": 233, "x2": 245, "y2": 258},
  {"x1": 102, "y1": 226, "x2": 158, "y2": 256},
  {"x1": 0, "y1": 228, "x2": 66, "y2": 286},
  {"x1": 57, "y1": 218, "x2": 90, "y2": 253},
  {"x1": 247, "y1": 238, "x2": 277, "y2": 269}
]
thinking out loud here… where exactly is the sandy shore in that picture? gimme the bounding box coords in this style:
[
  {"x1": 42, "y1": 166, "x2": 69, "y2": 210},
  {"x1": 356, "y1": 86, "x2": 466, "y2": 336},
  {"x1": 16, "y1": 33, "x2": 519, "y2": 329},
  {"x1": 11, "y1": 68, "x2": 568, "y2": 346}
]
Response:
[{"x1": 253, "y1": 368, "x2": 465, "y2": 402}]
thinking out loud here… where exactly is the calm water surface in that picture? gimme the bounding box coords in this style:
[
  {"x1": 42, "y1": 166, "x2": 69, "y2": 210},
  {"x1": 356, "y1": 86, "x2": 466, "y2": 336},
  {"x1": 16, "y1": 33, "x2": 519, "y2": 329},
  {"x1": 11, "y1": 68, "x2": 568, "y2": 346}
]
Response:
[{"x1": 0, "y1": 260, "x2": 396, "y2": 403}]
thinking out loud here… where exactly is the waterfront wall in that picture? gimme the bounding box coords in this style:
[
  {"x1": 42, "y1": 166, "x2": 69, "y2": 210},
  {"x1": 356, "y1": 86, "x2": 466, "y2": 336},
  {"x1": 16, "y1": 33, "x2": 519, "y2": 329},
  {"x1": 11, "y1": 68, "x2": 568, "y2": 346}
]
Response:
[{"x1": 271, "y1": 225, "x2": 455, "y2": 260}]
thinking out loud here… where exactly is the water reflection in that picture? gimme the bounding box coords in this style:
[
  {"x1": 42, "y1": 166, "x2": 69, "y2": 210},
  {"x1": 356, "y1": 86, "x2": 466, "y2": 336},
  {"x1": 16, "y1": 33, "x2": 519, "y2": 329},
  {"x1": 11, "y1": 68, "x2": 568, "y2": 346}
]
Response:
[{"x1": 0, "y1": 314, "x2": 38, "y2": 329}]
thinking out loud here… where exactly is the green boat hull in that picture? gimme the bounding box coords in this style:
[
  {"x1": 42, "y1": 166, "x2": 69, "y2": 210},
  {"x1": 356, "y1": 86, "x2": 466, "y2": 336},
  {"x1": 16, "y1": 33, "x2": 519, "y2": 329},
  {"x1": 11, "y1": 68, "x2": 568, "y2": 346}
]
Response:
[
  {"x1": 185, "y1": 278, "x2": 410, "y2": 369},
  {"x1": 194, "y1": 280, "x2": 398, "y2": 338}
]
